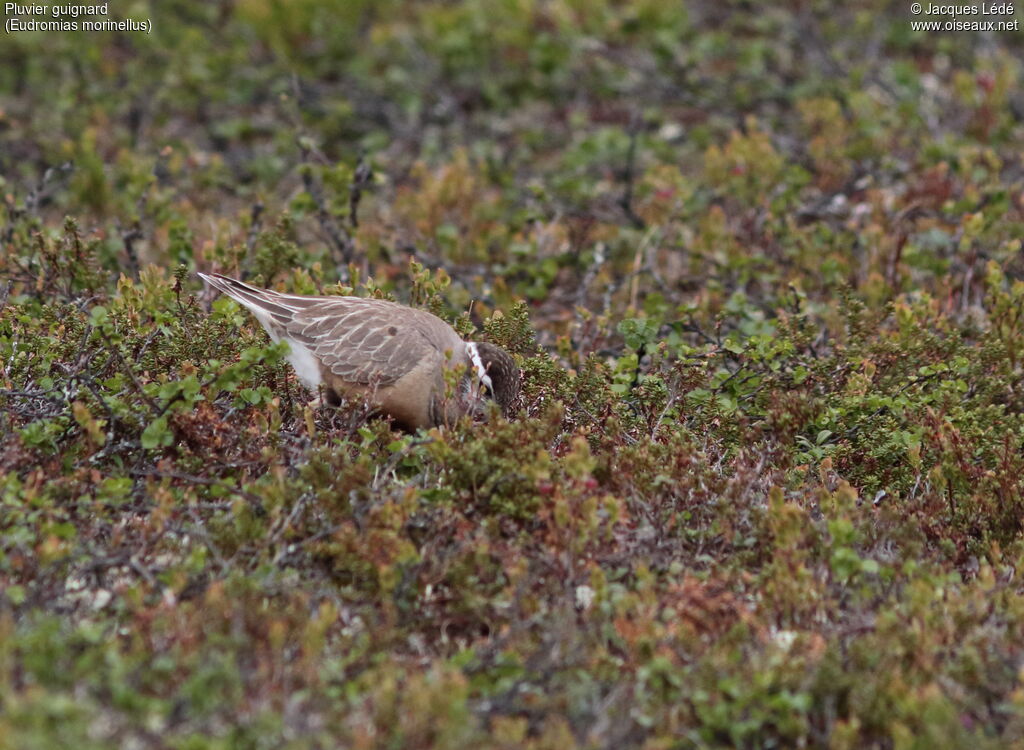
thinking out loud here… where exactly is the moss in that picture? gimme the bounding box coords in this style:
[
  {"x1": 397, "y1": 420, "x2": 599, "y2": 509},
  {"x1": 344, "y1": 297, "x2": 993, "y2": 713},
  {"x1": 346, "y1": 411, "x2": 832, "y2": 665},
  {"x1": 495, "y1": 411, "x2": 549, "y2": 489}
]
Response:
[{"x1": 3, "y1": 3, "x2": 1024, "y2": 748}]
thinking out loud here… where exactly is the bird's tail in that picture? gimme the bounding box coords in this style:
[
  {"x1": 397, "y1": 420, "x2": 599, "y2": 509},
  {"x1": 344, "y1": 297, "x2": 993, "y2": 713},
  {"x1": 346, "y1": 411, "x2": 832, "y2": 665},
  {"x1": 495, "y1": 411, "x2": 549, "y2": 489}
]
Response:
[{"x1": 198, "y1": 272, "x2": 307, "y2": 322}]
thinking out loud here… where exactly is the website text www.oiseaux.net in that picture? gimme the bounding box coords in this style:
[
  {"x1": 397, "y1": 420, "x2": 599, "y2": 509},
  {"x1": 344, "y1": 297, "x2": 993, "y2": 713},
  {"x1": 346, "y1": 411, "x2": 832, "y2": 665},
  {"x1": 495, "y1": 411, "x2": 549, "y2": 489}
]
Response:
[{"x1": 909, "y1": 3, "x2": 1020, "y2": 30}]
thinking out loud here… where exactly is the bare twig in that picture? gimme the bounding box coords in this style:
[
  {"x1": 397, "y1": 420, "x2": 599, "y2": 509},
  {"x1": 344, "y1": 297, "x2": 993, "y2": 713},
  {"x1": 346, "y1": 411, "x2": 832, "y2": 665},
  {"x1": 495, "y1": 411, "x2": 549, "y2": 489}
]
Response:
[
  {"x1": 349, "y1": 152, "x2": 373, "y2": 229},
  {"x1": 619, "y1": 114, "x2": 646, "y2": 230},
  {"x1": 245, "y1": 202, "x2": 265, "y2": 253},
  {"x1": 299, "y1": 149, "x2": 356, "y2": 268},
  {"x1": 121, "y1": 225, "x2": 143, "y2": 278}
]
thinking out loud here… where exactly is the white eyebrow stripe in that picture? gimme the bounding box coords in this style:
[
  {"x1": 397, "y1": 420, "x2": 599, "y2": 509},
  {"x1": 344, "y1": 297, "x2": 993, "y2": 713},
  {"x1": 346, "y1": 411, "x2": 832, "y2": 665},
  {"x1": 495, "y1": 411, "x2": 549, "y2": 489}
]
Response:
[{"x1": 466, "y1": 342, "x2": 493, "y2": 391}]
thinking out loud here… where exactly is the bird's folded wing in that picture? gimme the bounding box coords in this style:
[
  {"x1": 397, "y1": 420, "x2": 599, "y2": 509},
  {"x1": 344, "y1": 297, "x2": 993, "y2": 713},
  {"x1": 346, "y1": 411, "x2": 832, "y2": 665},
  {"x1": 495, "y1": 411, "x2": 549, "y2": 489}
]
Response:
[{"x1": 285, "y1": 299, "x2": 462, "y2": 387}]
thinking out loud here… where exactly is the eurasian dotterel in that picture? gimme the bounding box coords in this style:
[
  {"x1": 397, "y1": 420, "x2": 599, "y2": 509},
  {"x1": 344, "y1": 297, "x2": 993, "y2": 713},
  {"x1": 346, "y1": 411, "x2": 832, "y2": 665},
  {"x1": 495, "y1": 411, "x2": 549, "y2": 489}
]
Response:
[{"x1": 198, "y1": 273, "x2": 521, "y2": 430}]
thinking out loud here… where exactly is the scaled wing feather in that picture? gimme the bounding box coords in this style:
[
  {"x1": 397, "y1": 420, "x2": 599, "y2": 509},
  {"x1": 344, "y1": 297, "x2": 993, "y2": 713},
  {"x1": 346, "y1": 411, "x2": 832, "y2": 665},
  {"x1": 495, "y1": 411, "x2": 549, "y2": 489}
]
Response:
[
  {"x1": 200, "y1": 273, "x2": 466, "y2": 389},
  {"x1": 293, "y1": 300, "x2": 455, "y2": 386}
]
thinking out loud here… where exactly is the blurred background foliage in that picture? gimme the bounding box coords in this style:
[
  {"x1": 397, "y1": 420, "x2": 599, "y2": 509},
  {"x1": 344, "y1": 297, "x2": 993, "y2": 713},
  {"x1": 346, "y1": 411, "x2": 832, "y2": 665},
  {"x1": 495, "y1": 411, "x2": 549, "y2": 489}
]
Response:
[{"x1": 3, "y1": 0, "x2": 1024, "y2": 747}]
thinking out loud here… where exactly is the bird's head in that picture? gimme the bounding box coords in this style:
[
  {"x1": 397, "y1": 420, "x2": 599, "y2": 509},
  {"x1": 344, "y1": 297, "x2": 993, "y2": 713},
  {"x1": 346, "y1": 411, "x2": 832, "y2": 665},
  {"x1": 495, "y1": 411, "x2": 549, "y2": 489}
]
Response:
[{"x1": 467, "y1": 341, "x2": 521, "y2": 419}]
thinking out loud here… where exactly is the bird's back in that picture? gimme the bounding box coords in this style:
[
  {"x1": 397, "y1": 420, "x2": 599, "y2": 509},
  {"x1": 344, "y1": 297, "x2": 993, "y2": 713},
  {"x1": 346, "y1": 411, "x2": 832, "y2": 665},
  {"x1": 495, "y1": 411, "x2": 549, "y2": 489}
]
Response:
[{"x1": 198, "y1": 273, "x2": 474, "y2": 429}]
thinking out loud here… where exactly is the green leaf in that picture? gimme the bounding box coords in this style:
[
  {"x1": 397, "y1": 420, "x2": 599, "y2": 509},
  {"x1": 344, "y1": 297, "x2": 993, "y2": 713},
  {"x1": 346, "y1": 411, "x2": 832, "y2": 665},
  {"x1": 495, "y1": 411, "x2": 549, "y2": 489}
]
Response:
[
  {"x1": 141, "y1": 416, "x2": 173, "y2": 450},
  {"x1": 6, "y1": 584, "x2": 26, "y2": 606},
  {"x1": 89, "y1": 305, "x2": 109, "y2": 326}
]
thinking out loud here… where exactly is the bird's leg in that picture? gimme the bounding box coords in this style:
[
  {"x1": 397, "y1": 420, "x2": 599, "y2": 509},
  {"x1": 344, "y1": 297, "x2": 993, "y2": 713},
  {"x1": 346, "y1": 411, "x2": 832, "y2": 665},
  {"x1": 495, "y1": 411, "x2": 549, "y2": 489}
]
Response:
[{"x1": 308, "y1": 383, "x2": 334, "y2": 410}]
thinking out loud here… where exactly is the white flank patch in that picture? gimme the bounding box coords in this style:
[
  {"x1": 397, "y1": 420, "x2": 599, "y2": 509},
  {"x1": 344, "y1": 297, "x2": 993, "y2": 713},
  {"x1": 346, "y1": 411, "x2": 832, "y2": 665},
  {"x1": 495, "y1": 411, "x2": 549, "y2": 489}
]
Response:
[
  {"x1": 466, "y1": 342, "x2": 493, "y2": 391},
  {"x1": 282, "y1": 339, "x2": 322, "y2": 390},
  {"x1": 249, "y1": 309, "x2": 322, "y2": 389}
]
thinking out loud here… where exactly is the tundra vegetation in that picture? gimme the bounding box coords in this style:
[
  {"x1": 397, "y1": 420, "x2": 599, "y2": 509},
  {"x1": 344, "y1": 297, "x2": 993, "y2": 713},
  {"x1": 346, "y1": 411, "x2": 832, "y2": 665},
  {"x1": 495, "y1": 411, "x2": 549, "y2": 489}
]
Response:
[{"x1": 2, "y1": 1, "x2": 1024, "y2": 748}]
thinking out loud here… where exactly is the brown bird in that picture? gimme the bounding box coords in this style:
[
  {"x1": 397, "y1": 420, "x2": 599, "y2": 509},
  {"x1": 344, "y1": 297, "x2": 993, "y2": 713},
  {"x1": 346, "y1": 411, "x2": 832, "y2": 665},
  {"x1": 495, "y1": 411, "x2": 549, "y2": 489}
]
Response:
[{"x1": 198, "y1": 273, "x2": 520, "y2": 430}]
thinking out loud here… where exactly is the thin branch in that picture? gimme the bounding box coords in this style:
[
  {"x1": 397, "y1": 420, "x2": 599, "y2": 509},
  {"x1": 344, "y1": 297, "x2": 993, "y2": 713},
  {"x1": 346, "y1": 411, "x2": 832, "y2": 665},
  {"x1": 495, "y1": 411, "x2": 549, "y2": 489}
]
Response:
[{"x1": 619, "y1": 114, "x2": 646, "y2": 230}]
